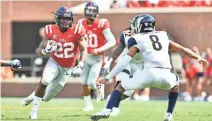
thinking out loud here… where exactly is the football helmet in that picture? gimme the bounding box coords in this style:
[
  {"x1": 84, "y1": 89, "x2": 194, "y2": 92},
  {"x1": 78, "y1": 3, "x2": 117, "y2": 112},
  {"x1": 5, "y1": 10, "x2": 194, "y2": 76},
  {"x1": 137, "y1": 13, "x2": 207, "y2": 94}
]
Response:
[
  {"x1": 84, "y1": 2, "x2": 99, "y2": 20},
  {"x1": 131, "y1": 14, "x2": 155, "y2": 34},
  {"x1": 55, "y1": 6, "x2": 73, "y2": 32}
]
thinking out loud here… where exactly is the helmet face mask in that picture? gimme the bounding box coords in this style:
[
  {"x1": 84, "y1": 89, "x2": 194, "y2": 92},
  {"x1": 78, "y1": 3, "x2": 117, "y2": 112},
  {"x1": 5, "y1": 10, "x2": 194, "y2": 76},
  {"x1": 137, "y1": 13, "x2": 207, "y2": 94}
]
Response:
[
  {"x1": 130, "y1": 14, "x2": 155, "y2": 34},
  {"x1": 55, "y1": 6, "x2": 73, "y2": 32},
  {"x1": 84, "y1": 2, "x2": 99, "y2": 20}
]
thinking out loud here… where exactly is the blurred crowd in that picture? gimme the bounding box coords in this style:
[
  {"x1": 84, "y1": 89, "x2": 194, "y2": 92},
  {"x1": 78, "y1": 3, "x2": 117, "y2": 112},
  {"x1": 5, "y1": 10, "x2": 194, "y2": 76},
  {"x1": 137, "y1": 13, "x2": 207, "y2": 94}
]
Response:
[
  {"x1": 110, "y1": 0, "x2": 212, "y2": 8},
  {"x1": 181, "y1": 47, "x2": 212, "y2": 102}
]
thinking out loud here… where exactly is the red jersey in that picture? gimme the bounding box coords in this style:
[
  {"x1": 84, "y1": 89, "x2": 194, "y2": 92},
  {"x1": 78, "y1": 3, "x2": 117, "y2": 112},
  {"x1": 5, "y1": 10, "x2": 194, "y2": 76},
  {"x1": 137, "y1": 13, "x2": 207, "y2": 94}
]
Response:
[
  {"x1": 44, "y1": 24, "x2": 86, "y2": 67},
  {"x1": 78, "y1": 18, "x2": 110, "y2": 54}
]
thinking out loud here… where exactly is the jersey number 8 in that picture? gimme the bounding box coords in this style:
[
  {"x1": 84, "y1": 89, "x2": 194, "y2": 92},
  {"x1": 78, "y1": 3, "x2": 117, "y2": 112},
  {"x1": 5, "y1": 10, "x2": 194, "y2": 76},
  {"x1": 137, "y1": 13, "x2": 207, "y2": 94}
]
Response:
[{"x1": 149, "y1": 35, "x2": 162, "y2": 51}]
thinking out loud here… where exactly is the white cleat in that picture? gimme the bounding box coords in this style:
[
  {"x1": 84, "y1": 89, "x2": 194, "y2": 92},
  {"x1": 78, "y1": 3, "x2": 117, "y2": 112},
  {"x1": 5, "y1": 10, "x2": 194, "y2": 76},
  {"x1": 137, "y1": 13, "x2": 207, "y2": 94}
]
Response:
[
  {"x1": 164, "y1": 113, "x2": 173, "y2": 121},
  {"x1": 83, "y1": 106, "x2": 94, "y2": 112},
  {"x1": 21, "y1": 98, "x2": 33, "y2": 106},
  {"x1": 29, "y1": 111, "x2": 37, "y2": 120},
  {"x1": 91, "y1": 109, "x2": 111, "y2": 121},
  {"x1": 207, "y1": 95, "x2": 212, "y2": 102},
  {"x1": 110, "y1": 107, "x2": 120, "y2": 116}
]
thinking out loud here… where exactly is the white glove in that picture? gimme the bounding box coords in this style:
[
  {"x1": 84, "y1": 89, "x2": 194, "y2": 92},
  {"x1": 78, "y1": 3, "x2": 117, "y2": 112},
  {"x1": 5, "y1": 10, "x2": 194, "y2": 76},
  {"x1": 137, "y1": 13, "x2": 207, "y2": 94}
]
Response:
[
  {"x1": 7, "y1": 59, "x2": 22, "y2": 68},
  {"x1": 102, "y1": 58, "x2": 113, "y2": 73},
  {"x1": 45, "y1": 41, "x2": 57, "y2": 53},
  {"x1": 71, "y1": 62, "x2": 84, "y2": 76}
]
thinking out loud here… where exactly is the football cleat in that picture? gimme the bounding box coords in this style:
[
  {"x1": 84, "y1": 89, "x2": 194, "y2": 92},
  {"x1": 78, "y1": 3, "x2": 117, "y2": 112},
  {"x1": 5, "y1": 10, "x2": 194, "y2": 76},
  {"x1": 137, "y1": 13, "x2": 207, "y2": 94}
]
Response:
[
  {"x1": 21, "y1": 98, "x2": 33, "y2": 106},
  {"x1": 110, "y1": 107, "x2": 120, "y2": 116},
  {"x1": 83, "y1": 105, "x2": 94, "y2": 112},
  {"x1": 164, "y1": 112, "x2": 173, "y2": 121},
  {"x1": 91, "y1": 109, "x2": 111, "y2": 121},
  {"x1": 29, "y1": 110, "x2": 37, "y2": 120}
]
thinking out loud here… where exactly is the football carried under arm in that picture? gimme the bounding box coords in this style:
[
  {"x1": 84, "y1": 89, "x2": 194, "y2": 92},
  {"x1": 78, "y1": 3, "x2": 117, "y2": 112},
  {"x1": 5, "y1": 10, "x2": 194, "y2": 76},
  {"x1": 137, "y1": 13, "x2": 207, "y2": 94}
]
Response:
[
  {"x1": 35, "y1": 37, "x2": 57, "y2": 56},
  {"x1": 169, "y1": 40, "x2": 209, "y2": 67}
]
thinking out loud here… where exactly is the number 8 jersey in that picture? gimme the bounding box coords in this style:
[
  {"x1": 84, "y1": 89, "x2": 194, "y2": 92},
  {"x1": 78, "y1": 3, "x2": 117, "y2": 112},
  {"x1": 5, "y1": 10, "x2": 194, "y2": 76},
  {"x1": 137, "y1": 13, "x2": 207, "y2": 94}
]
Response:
[
  {"x1": 129, "y1": 31, "x2": 172, "y2": 69},
  {"x1": 44, "y1": 24, "x2": 86, "y2": 67}
]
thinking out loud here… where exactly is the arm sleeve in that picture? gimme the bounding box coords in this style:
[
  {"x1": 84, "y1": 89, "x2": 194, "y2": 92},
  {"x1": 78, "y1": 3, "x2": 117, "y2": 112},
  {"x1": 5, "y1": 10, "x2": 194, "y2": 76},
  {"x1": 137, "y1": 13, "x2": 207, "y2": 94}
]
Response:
[
  {"x1": 128, "y1": 37, "x2": 144, "y2": 52},
  {"x1": 43, "y1": 25, "x2": 52, "y2": 39},
  {"x1": 119, "y1": 33, "x2": 125, "y2": 47},
  {"x1": 98, "y1": 28, "x2": 116, "y2": 52},
  {"x1": 105, "y1": 54, "x2": 132, "y2": 80}
]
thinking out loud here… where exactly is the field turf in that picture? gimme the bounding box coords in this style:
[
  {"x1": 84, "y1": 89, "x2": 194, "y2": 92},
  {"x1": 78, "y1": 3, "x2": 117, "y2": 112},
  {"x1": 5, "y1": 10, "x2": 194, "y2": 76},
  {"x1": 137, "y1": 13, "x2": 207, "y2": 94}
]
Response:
[{"x1": 1, "y1": 98, "x2": 212, "y2": 121}]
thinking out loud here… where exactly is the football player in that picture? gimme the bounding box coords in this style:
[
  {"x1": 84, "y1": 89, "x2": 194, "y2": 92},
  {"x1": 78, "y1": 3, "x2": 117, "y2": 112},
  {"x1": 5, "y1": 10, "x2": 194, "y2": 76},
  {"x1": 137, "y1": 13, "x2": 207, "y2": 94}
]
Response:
[
  {"x1": 102, "y1": 25, "x2": 144, "y2": 116},
  {"x1": 91, "y1": 14, "x2": 209, "y2": 121},
  {"x1": 21, "y1": 6, "x2": 87, "y2": 120},
  {"x1": 76, "y1": 1, "x2": 116, "y2": 112}
]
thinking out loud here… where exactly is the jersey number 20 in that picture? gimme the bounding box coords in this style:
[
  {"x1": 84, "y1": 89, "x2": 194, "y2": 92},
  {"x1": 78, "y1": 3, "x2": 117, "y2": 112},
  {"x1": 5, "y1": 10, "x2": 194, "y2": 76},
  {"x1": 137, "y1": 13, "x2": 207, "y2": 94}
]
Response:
[{"x1": 149, "y1": 35, "x2": 162, "y2": 51}]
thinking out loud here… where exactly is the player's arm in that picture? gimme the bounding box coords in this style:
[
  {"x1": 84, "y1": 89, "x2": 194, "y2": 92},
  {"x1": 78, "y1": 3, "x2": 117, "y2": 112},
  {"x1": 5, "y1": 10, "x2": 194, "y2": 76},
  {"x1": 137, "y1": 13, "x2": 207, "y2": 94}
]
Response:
[
  {"x1": 77, "y1": 36, "x2": 87, "y2": 65},
  {"x1": 35, "y1": 36, "x2": 49, "y2": 56},
  {"x1": 103, "y1": 33, "x2": 126, "y2": 70},
  {"x1": 71, "y1": 36, "x2": 87, "y2": 76},
  {"x1": 0, "y1": 59, "x2": 22, "y2": 69},
  {"x1": 169, "y1": 40, "x2": 209, "y2": 66},
  {"x1": 104, "y1": 37, "x2": 139, "y2": 81},
  {"x1": 35, "y1": 26, "x2": 57, "y2": 56}
]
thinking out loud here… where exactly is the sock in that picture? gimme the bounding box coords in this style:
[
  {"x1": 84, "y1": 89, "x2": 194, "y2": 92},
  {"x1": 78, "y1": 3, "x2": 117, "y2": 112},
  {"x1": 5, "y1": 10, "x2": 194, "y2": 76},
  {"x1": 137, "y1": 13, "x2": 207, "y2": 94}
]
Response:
[
  {"x1": 26, "y1": 91, "x2": 35, "y2": 100},
  {"x1": 106, "y1": 90, "x2": 122, "y2": 109},
  {"x1": 84, "y1": 95, "x2": 92, "y2": 107},
  {"x1": 167, "y1": 92, "x2": 178, "y2": 114},
  {"x1": 32, "y1": 96, "x2": 41, "y2": 112}
]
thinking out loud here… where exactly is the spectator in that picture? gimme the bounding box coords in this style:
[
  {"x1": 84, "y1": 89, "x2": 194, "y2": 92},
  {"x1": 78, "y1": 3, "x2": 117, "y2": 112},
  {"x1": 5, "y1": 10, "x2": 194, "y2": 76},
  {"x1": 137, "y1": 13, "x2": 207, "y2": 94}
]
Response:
[{"x1": 127, "y1": 0, "x2": 140, "y2": 8}]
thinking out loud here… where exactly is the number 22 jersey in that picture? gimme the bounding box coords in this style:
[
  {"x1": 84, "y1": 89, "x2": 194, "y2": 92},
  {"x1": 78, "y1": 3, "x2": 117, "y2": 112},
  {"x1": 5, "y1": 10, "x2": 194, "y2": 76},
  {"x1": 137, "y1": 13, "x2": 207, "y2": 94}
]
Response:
[
  {"x1": 44, "y1": 24, "x2": 86, "y2": 67},
  {"x1": 129, "y1": 31, "x2": 172, "y2": 69}
]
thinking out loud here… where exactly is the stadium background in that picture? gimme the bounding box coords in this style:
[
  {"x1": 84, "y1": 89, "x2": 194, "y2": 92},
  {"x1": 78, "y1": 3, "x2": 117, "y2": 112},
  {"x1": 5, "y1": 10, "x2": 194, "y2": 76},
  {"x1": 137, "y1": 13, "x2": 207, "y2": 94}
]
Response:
[{"x1": 1, "y1": 0, "x2": 212, "y2": 99}]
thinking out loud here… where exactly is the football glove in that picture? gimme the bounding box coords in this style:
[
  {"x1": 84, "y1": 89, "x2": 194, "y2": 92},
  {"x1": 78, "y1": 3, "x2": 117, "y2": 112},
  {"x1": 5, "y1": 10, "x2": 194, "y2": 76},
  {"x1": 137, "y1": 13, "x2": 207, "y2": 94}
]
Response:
[
  {"x1": 71, "y1": 62, "x2": 84, "y2": 76},
  {"x1": 7, "y1": 59, "x2": 22, "y2": 68},
  {"x1": 102, "y1": 58, "x2": 113, "y2": 73},
  {"x1": 45, "y1": 41, "x2": 57, "y2": 53}
]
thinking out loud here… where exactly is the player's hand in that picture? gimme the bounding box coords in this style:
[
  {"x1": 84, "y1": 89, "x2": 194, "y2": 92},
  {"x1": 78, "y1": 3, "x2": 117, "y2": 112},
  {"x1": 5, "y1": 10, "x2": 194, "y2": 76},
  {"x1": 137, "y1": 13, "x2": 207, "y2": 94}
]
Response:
[
  {"x1": 71, "y1": 62, "x2": 84, "y2": 76},
  {"x1": 7, "y1": 59, "x2": 22, "y2": 71},
  {"x1": 98, "y1": 77, "x2": 109, "y2": 84},
  {"x1": 91, "y1": 49, "x2": 101, "y2": 56},
  {"x1": 45, "y1": 40, "x2": 57, "y2": 53},
  {"x1": 198, "y1": 58, "x2": 209, "y2": 68},
  {"x1": 102, "y1": 59, "x2": 112, "y2": 73}
]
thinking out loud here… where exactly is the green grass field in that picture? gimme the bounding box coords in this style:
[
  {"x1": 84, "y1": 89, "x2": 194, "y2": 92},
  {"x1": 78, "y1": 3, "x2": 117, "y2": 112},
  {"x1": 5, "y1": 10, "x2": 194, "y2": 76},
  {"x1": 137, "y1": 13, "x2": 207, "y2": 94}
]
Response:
[{"x1": 1, "y1": 98, "x2": 212, "y2": 121}]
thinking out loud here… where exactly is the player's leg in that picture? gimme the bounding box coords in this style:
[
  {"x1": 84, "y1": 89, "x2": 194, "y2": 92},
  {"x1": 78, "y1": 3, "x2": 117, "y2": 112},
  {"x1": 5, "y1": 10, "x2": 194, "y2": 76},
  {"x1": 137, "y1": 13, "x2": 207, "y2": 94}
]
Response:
[
  {"x1": 153, "y1": 69, "x2": 179, "y2": 121},
  {"x1": 21, "y1": 91, "x2": 35, "y2": 106},
  {"x1": 87, "y1": 61, "x2": 102, "y2": 102},
  {"x1": 42, "y1": 66, "x2": 72, "y2": 101},
  {"x1": 91, "y1": 69, "x2": 149, "y2": 120},
  {"x1": 207, "y1": 73, "x2": 212, "y2": 102},
  {"x1": 140, "y1": 88, "x2": 150, "y2": 101},
  {"x1": 81, "y1": 62, "x2": 93, "y2": 111},
  {"x1": 193, "y1": 72, "x2": 204, "y2": 102},
  {"x1": 30, "y1": 58, "x2": 59, "y2": 120}
]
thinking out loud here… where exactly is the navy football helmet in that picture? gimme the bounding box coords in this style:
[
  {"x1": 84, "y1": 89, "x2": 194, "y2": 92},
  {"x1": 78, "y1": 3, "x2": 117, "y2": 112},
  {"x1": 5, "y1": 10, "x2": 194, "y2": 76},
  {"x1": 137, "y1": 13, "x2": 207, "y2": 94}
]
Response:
[
  {"x1": 55, "y1": 6, "x2": 73, "y2": 32},
  {"x1": 84, "y1": 2, "x2": 99, "y2": 20},
  {"x1": 131, "y1": 14, "x2": 155, "y2": 34}
]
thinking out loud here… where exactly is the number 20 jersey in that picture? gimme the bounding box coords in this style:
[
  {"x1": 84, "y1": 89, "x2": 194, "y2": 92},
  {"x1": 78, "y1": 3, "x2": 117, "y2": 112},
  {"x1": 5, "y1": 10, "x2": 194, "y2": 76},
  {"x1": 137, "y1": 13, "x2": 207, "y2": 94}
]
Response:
[
  {"x1": 131, "y1": 31, "x2": 172, "y2": 69},
  {"x1": 44, "y1": 24, "x2": 86, "y2": 67},
  {"x1": 77, "y1": 18, "x2": 110, "y2": 54}
]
